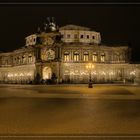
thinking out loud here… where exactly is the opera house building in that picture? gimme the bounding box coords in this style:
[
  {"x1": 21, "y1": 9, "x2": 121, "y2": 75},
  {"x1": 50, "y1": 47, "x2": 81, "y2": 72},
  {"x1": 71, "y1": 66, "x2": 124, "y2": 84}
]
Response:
[{"x1": 0, "y1": 19, "x2": 140, "y2": 84}]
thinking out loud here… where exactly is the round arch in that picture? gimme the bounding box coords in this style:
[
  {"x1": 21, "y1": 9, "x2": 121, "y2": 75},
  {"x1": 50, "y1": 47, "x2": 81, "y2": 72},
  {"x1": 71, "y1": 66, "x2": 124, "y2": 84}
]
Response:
[{"x1": 42, "y1": 67, "x2": 52, "y2": 80}]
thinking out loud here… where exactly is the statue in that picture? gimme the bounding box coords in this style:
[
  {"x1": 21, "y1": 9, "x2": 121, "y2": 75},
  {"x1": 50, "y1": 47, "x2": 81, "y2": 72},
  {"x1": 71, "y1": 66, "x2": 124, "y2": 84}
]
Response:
[
  {"x1": 43, "y1": 17, "x2": 58, "y2": 32},
  {"x1": 37, "y1": 17, "x2": 59, "y2": 33}
]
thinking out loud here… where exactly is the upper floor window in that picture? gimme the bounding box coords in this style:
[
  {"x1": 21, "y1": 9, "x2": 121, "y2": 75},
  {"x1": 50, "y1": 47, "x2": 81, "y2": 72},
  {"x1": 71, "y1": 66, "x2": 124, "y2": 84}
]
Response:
[
  {"x1": 119, "y1": 53, "x2": 125, "y2": 61},
  {"x1": 93, "y1": 53, "x2": 97, "y2": 62},
  {"x1": 114, "y1": 53, "x2": 120, "y2": 62},
  {"x1": 119, "y1": 54, "x2": 123, "y2": 61},
  {"x1": 22, "y1": 55, "x2": 26, "y2": 64},
  {"x1": 101, "y1": 53, "x2": 105, "y2": 62},
  {"x1": 74, "y1": 34, "x2": 78, "y2": 39},
  {"x1": 74, "y1": 52, "x2": 79, "y2": 61},
  {"x1": 28, "y1": 54, "x2": 33, "y2": 63},
  {"x1": 14, "y1": 58, "x2": 17, "y2": 63},
  {"x1": 80, "y1": 35, "x2": 84, "y2": 39},
  {"x1": 5, "y1": 60, "x2": 8, "y2": 65},
  {"x1": 92, "y1": 36, "x2": 95, "y2": 39},
  {"x1": 83, "y1": 52, "x2": 89, "y2": 61},
  {"x1": 67, "y1": 34, "x2": 71, "y2": 39},
  {"x1": 87, "y1": 35, "x2": 89, "y2": 39},
  {"x1": 64, "y1": 52, "x2": 70, "y2": 62},
  {"x1": 61, "y1": 34, "x2": 64, "y2": 38},
  {"x1": 17, "y1": 56, "x2": 21, "y2": 64}
]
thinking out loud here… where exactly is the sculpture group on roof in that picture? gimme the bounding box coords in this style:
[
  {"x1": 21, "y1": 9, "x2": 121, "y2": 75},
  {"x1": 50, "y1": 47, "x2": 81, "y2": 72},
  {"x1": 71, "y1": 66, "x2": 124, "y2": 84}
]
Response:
[{"x1": 37, "y1": 17, "x2": 59, "y2": 33}]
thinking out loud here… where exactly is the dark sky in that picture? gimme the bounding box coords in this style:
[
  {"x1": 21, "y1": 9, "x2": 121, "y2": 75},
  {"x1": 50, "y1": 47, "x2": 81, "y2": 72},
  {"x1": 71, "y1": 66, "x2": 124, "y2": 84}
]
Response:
[{"x1": 0, "y1": 4, "x2": 140, "y2": 62}]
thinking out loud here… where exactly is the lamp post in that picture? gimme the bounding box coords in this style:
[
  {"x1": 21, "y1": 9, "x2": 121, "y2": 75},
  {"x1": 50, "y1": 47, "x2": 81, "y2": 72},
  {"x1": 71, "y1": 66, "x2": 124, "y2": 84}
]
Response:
[
  {"x1": 130, "y1": 71, "x2": 136, "y2": 84},
  {"x1": 86, "y1": 63, "x2": 94, "y2": 88}
]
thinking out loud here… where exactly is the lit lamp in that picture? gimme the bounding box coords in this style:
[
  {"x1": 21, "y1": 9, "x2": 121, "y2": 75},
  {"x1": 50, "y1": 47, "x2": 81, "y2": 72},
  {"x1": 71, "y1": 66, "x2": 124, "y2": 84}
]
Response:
[
  {"x1": 86, "y1": 63, "x2": 94, "y2": 88},
  {"x1": 130, "y1": 71, "x2": 136, "y2": 84}
]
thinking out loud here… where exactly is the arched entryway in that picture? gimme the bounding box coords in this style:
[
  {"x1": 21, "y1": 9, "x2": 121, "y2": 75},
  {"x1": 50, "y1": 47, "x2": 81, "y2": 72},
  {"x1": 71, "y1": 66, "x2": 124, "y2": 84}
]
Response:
[{"x1": 42, "y1": 67, "x2": 52, "y2": 80}]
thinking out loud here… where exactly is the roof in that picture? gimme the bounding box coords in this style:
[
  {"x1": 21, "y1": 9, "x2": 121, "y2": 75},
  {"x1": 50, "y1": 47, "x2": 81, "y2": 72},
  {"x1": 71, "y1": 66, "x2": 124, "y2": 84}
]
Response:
[{"x1": 59, "y1": 24, "x2": 91, "y2": 31}]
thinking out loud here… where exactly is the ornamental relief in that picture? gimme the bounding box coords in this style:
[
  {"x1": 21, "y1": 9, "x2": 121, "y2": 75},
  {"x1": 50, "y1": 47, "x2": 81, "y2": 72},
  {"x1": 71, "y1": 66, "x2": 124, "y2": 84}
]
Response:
[
  {"x1": 41, "y1": 48, "x2": 55, "y2": 61},
  {"x1": 43, "y1": 37, "x2": 54, "y2": 46}
]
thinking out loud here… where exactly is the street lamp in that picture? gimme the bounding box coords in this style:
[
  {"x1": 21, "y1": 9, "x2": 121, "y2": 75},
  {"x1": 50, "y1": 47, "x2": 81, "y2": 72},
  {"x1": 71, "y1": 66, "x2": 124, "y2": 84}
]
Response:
[{"x1": 86, "y1": 63, "x2": 94, "y2": 88}]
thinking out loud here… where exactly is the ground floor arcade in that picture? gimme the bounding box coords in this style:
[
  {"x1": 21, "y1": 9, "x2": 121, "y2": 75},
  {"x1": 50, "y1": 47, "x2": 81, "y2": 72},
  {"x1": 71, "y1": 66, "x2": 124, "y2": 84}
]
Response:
[{"x1": 0, "y1": 62, "x2": 140, "y2": 84}]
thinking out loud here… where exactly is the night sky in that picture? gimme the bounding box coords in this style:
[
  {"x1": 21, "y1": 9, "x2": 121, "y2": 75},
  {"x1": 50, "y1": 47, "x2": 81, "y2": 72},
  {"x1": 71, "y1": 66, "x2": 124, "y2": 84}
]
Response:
[{"x1": 0, "y1": 4, "x2": 140, "y2": 62}]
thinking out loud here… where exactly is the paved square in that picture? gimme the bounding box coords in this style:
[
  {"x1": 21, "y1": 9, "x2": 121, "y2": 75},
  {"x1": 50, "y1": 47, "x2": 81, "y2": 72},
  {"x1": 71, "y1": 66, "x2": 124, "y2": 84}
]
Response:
[{"x1": 0, "y1": 84, "x2": 140, "y2": 138}]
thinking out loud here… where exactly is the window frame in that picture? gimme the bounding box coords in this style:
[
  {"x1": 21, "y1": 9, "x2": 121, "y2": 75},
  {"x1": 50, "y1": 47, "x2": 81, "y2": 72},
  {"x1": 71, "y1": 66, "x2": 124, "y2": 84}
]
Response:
[
  {"x1": 64, "y1": 51, "x2": 70, "y2": 62},
  {"x1": 73, "y1": 51, "x2": 80, "y2": 62},
  {"x1": 83, "y1": 52, "x2": 89, "y2": 61}
]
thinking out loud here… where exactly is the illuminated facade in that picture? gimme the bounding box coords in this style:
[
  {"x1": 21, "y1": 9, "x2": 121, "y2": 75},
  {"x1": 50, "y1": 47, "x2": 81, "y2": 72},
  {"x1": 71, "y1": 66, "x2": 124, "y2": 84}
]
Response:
[{"x1": 0, "y1": 19, "x2": 140, "y2": 84}]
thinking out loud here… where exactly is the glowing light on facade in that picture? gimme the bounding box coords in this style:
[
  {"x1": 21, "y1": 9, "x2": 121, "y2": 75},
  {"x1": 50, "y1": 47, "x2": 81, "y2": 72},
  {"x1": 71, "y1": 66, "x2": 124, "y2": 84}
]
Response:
[
  {"x1": 101, "y1": 53, "x2": 105, "y2": 62},
  {"x1": 8, "y1": 73, "x2": 13, "y2": 77},
  {"x1": 42, "y1": 67, "x2": 52, "y2": 79},
  {"x1": 101, "y1": 71, "x2": 106, "y2": 75},
  {"x1": 130, "y1": 71, "x2": 136, "y2": 75},
  {"x1": 109, "y1": 72, "x2": 114, "y2": 75},
  {"x1": 86, "y1": 63, "x2": 95, "y2": 69},
  {"x1": 92, "y1": 71, "x2": 97, "y2": 75},
  {"x1": 92, "y1": 53, "x2": 97, "y2": 62},
  {"x1": 83, "y1": 52, "x2": 89, "y2": 61},
  {"x1": 73, "y1": 52, "x2": 79, "y2": 61}
]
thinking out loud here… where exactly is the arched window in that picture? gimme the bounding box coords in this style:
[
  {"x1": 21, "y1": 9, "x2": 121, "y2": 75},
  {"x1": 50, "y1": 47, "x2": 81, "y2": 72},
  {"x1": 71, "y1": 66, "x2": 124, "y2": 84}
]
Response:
[
  {"x1": 114, "y1": 53, "x2": 120, "y2": 62},
  {"x1": 64, "y1": 51, "x2": 70, "y2": 61},
  {"x1": 28, "y1": 54, "x2": 33, "y2": 63},
  {"x1": 83, "y1": 52, "x2": 89, "y2": 61},
  {"x1": 5, "y1": 59, "x2": 8, "y2": 65},
  {"x1": 74, "y1": 51, "x2": 79, "y2": 61},
  {"x1": 80, "y1": 35, "x2": 84, "y2": 39},
  {"x1": 67, "y1": 34, "x2": 71, "y2": 39},
  {"x1": 61, "y1": 34, "x2": 64, "y2": 38},
  {"x1": 87, "y1": 35, "x2": 89, "y2": 39},
  {"x1": 74, "y1": 34, "x2": 78, "y2": 39},
  {"x1": 121, "y1": 53, "x2": 125, "y2": 61},
  {"x1": 92, "y1": 52, "x2": 97, "y2": 62},
  {"x1": 101, "y1": 53, "x2": 105, "y2": 62},
  {"x1": 22, "y1": 55, "x2": 26, "y2": 64},
  {"x1": 119, "y1": 54, "x2": 123, "y2": 61},
  {"x1": 17, "y1": 56, "x2": 21, "y2": 64},
  {"x1": 14, "y1": 58, "x2": 17, "y2": 64}
]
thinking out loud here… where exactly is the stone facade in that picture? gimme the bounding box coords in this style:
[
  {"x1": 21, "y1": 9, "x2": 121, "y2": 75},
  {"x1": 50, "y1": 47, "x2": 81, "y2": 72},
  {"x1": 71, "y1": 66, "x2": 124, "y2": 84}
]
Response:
[{"x1": 0, "y1": 24, "x2": 140, "y2": 84}]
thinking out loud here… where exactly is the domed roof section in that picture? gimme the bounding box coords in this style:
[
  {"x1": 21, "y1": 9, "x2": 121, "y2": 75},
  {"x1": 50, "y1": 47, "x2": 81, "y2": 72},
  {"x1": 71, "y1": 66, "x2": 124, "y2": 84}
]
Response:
[{"x1": 59, "y1": 24, "x2": 91, "y2": 31}]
